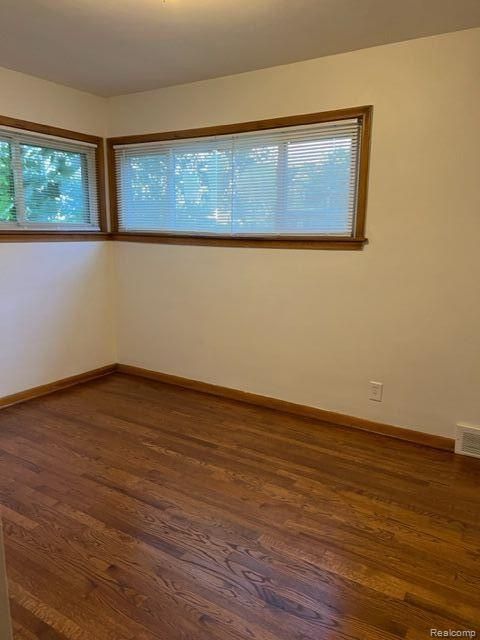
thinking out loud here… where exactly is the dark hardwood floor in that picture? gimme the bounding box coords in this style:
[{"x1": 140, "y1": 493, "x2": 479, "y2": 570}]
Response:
[{"x1": 0, "y1": 372, "x2": 479, "y2": 640}]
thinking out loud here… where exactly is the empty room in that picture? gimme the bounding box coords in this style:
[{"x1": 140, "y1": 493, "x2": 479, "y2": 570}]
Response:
[{"x1": 0, "y1": 1, "x2": 480, "y2": 638}]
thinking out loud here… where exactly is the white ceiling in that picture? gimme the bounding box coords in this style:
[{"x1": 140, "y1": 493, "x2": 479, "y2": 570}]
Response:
[{"x1": 1, "y1": 0, "x2": 480, "y2": 97}]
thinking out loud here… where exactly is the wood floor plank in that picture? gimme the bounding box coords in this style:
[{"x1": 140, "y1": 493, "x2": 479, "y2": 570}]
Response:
[{"x1": 0, "y1": 372, "x2": 479, "y2": 639}]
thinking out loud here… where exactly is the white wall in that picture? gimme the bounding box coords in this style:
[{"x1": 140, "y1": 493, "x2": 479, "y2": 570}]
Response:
[
  {"x1": 109, "y1": 28, "x2": 480, "y2": 439},
  {"x1": 0, "y1": 242, "x2": 115, "y2": 396},
  {"x1": 0, "y1": 68, "x2": 115, "y2": 397},
  {"x1": 0, "y1": 66, "x2": 107, "y2": 137}
]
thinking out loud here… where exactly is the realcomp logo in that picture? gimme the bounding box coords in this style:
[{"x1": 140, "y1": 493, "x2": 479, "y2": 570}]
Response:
[{"x1": 430, "y1": 631, "x2": 476, "y2": 638}]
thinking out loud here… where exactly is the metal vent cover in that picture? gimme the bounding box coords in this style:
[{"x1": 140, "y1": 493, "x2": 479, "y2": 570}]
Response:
[{"x1": 455, "y1": 423, "x2": 480, "y2": 459}]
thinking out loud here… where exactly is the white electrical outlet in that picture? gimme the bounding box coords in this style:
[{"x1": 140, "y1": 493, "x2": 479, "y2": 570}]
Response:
[{"x1": 369, "y1": 381, "x2": 383, "y2": 402}]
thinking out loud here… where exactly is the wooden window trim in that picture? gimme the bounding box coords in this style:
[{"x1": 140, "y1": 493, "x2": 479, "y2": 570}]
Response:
[
  {"x1": 0, "y1": 231, "x2": 111, "y2": 243},
  {"x1": 109, "y1": 233, "x2": 365, "y2": 250},
  {"x1": 0, "y1": 114, "x2": 107, "y2": 241},
  {"x1": 107, "y1": 105, "x2": 372, "y2": 250}
]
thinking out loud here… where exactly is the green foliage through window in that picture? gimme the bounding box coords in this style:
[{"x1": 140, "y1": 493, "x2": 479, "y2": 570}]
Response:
[
  {"x1": 21, "y1": 145, "x2": 90, "y2": 224},
  {"x1": 0, "y1": 133, "x2": 98, "y2": 229}
]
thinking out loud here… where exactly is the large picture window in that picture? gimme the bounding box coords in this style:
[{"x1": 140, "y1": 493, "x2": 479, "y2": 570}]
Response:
[
  {"x1": 0, "y1": 117, "x2": 105, "y2": 237},
  {"x1": 109, "y1": 106, "x2": 372, "y2": 248}
]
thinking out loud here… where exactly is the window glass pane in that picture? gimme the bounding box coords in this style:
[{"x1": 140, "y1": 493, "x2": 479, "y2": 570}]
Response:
[
  {"x1": 0, "y1": 141, "x2": 15, "y2": 222},
  {"x1": 284, "y1": 136, "x2": 354, "y2": 234},
  {"x1": 115, "y1": 117, "x2": 362, "y2": 237},
  {"x1": 174, "y1": 149, "x2": 231, "y2": 233},
  {"x1": 232, "y1": 144, "x2": 278, "y2": 234},
  {"x1": 121, "y1": 151, "x2": 169, "y2": 230},
  {"x1": 21, "y1": 144, "x2": 91, "y2": 224}
]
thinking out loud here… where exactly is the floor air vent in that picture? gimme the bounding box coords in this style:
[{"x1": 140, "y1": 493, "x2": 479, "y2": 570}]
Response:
[{"x1": 455, "y1": 423, "x2": 480, "y2": 459}]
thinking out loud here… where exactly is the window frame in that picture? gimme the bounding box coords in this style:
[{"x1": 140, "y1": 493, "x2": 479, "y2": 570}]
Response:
[
  {"x1": 107, "y1": 106, "x2": 372, "y2": 250},
  {"x1": 0, "y1": 115, "x2": 108, "y2": 242}
]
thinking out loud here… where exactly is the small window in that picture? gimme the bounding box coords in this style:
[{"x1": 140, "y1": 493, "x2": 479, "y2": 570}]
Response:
[
  {"x1": 110, "y1": 107, "x2": 372, "y2": 248},
  {"x1": 0, "y1": 127, "x2": 100, "y2": 231}
]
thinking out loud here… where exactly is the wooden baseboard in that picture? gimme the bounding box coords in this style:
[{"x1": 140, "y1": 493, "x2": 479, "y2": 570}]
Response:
[
  {"x1": 0, "y1": 362, "x2": 455, "y2": 452},
  {"x1": 117, "y1": 363, "x2": 455, "y2": 452},
  {"x1": 0, "y1": 365, "x2": 117, "y2": 410}
]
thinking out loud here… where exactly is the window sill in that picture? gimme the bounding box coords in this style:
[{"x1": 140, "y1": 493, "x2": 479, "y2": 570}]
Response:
[
  {"x1": 0, "y1": 231, "x2": 111, "y2": 242},
  {"x1": 111, "y1": 233, "x2": 368, "y2": 250},
  {"x1": 0, "y1": 230, "x2": 368, "y2": 249}
]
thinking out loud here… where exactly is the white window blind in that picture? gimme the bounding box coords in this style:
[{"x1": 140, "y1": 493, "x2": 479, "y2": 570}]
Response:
[
  {"x1": 114, "y1": 118, "x2": 362, "y2": 237},
  {"x1": 0, "y1": 127, "x2": 99, "y2": 230}
]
